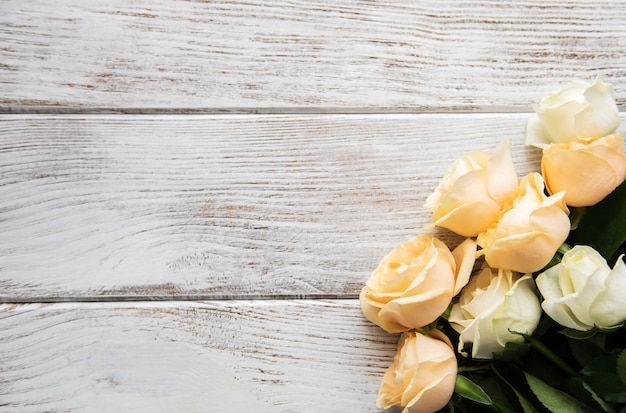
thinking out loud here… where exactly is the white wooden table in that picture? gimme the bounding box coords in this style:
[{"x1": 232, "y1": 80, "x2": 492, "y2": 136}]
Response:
[{"x1": 1, "y1": 1, "x2": 625, "y2": 411}]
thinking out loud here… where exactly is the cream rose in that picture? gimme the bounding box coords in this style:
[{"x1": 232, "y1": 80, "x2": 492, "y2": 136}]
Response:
[
  {"x1": 377, "y1": 330, "x2": 457, "y2": 413},
  {"x1": 425, "y1": 140, "x2": 518, "y2": 237},
  {"x1": 449, "y1": 266, "x2": 542, "y2": 359},
  {"x1": 536, "y1": 246, "x2": 626, "y2": 331},
  {"x1": 542, "y1": 133, "x2": 626, "y2": 207},
  {"x1": 526, "y1": 75, "x2": 620, "y2": 148},
  {"x1": 360, "y1": 235, "x2": 476, "y2": 333},
  {"x1": 476, "y1": 173, "x2": 570, "y2": 273}
]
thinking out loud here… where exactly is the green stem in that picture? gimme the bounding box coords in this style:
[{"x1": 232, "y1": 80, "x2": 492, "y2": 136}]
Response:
[
  {"x1": 558, "y1": 243, "x2": 572, "y2": 255},
  {"x1": 516, "y1": 331, "x2": 580, "y2": 377}
]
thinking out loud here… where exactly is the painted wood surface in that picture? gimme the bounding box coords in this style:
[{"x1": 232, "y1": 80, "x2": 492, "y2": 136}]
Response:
[
  {"x1": 0, "y1": 113, "x2": 558, "y2": 300},
  {"x1": 0, "y1": 300, "x2": 396, "y2": 413},
  {"x1": 3, "y1": 2, "x2": 626, "y2": 412},
  {"x1": 2, "y1": 0, "x2": 626, "y2": 112}
]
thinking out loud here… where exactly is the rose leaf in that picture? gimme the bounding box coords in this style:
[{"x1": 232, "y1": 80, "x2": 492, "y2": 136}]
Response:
[
  {"x1": 454, "y1": 374, "x2": 493, "y2": 405},
  {"x1": 574, "y1": 179, "x2": 626, "y2": 263},
  {"x1": 582, "y1": 349, "x2": 626, "y2": 404},
  {"x1": 492, "y1": 363, "x2": 540, "y2": 413},
  {"x1": 523, "y1": 371, "x2": 593, "y2": 413}
]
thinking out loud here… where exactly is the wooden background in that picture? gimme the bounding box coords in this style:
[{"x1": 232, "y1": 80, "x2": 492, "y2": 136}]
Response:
[{"x1": 1, "y1": 1, "x2": 625, "y2": 411}]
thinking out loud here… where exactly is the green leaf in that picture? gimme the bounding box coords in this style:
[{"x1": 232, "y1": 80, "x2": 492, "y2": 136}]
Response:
[
  {"x1": 582, "y1": 349, "x2": 626, "y2": 403},
  {"x1": 492, "y1": 401, "x2": 520, "y2": 413},
  {"x1": 455, "y1": 374, "x2": 493, "y2": 405},
  {"x1": 524, "y1": 372, "x2": 592, "y2": 413},
  {"x1": 574, "y1": 179, "x2": 626, "y2": 262},
  {"x1": 561, "y1": 378, "x2": 618, "y2": 413},
  {"x1": 567, "y1": 335, "x2": 606, "y2": 369},
  {"x1": 492, "y1": 363, "x2": 540, "y2": 413},
  {"x1": 479, "y1": 376, "x2": 519, "y2": 413},
  {"x1": 582, "y1": 380, "x2": 618, "y2": 413}
]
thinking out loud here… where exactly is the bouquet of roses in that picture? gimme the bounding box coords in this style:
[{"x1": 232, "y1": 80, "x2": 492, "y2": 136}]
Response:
[{"x1": 360, "y1": 75, "x2": 626, "y2": 413}]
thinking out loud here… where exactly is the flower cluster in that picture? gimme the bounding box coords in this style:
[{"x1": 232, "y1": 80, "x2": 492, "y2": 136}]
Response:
[{"x1": 361, "y1": 75, "x2": 626, "y2": 413}]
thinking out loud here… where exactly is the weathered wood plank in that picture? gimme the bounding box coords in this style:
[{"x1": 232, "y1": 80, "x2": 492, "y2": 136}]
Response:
[
  {"x1": 1, "y1": 0, "x2": 625, "y2": 111},
  {"x1": 0, "y1": 113, "x2": 552, "y2": 300},
  {"x1": 0, "y1": 300, "x2": 396, "y2": 412}
]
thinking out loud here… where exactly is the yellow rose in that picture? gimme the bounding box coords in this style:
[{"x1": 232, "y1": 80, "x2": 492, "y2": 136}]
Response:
[
  {"x1": 542, "y1": 133, "x2": 626, "y2": 207},
  {"x1": 526, "y1": 75, "x2": 620, "y2": 148},
  {"x1": 449, "y1": 266, "x2": 542, "y2": 359},
  {"x1": 477, "y1": 173, "x2": 570, "y2": 273},
  {"x1": 536, "y1": 246, "x2": 626, "y2": 331},
  {"x1": 377, "y1": 330, "x2": 457, "y2": 413},
  {"x1": 425, "y1": 140, "x2": 518, "y2": 237},
  {"x1": 360, "y1": 235, "x2": 476, "y2": 333}
]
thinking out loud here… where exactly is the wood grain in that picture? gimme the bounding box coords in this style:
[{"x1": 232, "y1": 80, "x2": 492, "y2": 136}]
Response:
[
  {"x1": 0, "y1": 300, "x2": 397, "y2": 412},
  {"x1": 2, "y1": 0, "x2": 625, "y2": 112},
  {"x1": 0, "y1": 113, "x2": 554, "y2": 300}
]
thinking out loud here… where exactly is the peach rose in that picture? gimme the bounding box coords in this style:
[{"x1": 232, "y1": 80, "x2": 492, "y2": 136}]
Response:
[
  {"x1": 542, "y1": 133, "x2": 626, "y2": 207},
  {"x1": 476, "y1": 173, "x2": 570, "y2": 273},
  {"x1": 425, "y1": 140, "x2": 518, "y2": 237},
  {"x1": 360, "y1": 235, "x2": 476, "y2": 333},
  {"x1": 377, "y1": 330, "x2": 457, "y2": 413},
  {"x1": 526, "y1": 75, "x2": 620, "y2": 148},
  {"x1": 449, "y1": 266, "x2": 542, "y2": 359}
]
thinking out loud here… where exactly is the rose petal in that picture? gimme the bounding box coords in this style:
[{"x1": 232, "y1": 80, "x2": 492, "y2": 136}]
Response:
[
  {"x1": 525, "y1": 113, "x2": 551, "y2": 148},
  {"x1": 590, "y1": 257, "x2": 626, "y2": 328},
  {"x1": 575, "y1": 75, "x2": 620, "y2": 139},
  {"x1": 452, "y1": 238, "x2": 477, "y2": 295}
]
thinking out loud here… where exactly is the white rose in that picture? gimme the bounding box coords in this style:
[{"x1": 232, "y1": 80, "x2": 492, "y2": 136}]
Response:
[
  {"x1": 536, "y1": 246, "x2": 626, "y2": 330},
  {"x1": 449, "y1": 266, "x2": 542, "y2": 359},
  {"x1": 526, "y1": 75, "x2": 620, "y2": 148}
]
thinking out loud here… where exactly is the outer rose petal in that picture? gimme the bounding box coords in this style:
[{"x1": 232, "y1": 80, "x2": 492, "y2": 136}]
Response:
[
  {"x1": 590, "y1": 257, "x2": 626, "y2": 328},
  {"x1": 576, "y1": 77, "x2": 621, "y2": 139},
  {"x1": 486, "y1": 139, "x2": 518, "y2": 203},
  {"x1": 536, "y1": 98, "x2": 587, "y2": 143},
  {"x1": 492, "y1": 275, "x2": 542, "y2": 347},
  {"x1": 452, "y1": 238, "x2": 478, "y2": 295},
  {"x1": 376, "y1": 289, "x2": 452, "y2": 334},
  {"x1": 526, "y1": 113, "x2": 551, "y2": 148}
]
